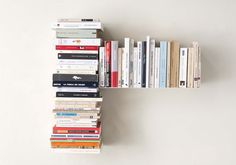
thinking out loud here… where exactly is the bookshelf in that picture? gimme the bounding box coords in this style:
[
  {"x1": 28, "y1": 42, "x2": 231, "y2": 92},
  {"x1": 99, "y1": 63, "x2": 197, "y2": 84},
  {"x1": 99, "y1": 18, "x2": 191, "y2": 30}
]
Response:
[{"x1": 50, "y1": 19, "x2": 201, "y2": 154}]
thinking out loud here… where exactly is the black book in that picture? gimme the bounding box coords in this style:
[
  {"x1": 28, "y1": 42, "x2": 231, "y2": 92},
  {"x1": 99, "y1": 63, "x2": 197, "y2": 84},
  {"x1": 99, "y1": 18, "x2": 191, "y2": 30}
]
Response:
[
  {"x1": 56, "y1": 92, "x2": 100, "y2": 97},
  {"x1": 53, "y1": 81, "x2": 98, "y2": 88},
  {"x1": 141, "y1": 41, "x2": 146, "y2": 87},
  {"x1": 53, "y1": 74, "x2": 98, "y2": 82},
  {"x1": 58, "y1": 53, "x2": 98, "y2": 60}
]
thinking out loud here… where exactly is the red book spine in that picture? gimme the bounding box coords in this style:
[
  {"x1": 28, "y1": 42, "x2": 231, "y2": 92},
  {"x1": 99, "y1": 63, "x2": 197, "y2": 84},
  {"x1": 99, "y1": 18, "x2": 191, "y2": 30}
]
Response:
[
  {"x1": 56, "y1": 45, "x2": 99, "y2": 50},
  {"x1": 105, "y1": 41, "x2": 111, "y2": 87},
  {"x1": 111, "y1": 41, "x2": 118, "y2": 87}
]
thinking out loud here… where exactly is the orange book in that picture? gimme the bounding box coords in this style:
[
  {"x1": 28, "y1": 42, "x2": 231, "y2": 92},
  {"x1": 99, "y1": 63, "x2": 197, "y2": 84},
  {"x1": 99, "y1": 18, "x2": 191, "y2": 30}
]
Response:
[{"x1": 51, "y1": 141, "x2": 100, "y2": 148}]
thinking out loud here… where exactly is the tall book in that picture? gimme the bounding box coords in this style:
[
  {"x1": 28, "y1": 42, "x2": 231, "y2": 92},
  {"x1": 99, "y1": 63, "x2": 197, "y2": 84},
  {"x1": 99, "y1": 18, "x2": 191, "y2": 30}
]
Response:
[
  {"x1": 141, "y1": 41, "x2": 146, "y2": 87},
  {"x1": 179, "y1": 48, "x2": 188, "y2": 88},
  {"x1": 170, "y1": 41, "x2": 180, "y2": 87},
  {"x1": 166, "y1": 42, "x2": 171, "y2": 88},
  {"x1": 159, "y1": 41, "x2": 168, "y2": 88},
  {"x1": 187, "y1": 48, "x2": 194, "y2": 88},
  {"x1": 117, "y1": 48, "x2": 123, "y2": 88},
  {"x1": 99, "y1": 47, "x2": 105, "y2": 87},
  {"x1": 154, "y1": 47, "x2": 160, "y2": 88},
  {"x1": 192, "y1": 42, "x2": 201, "y2": 88},
  {"x1": 111, "y1": 41, "x2": 119, "y2": 87},
  {"x1": 105, "y1": 41, "x2": 111, "y2": 87},
  {"x1": 145, "y1": 36, "x2": 151, "y2": 88},
  {"x1": 137, "y1": 42, "x2": 142, "y2": 88},
  {"x1": 133, "y1": 47, "x2": 138, "y2": 88},
  {"x1": 149, "y1": 39, "x2": 155, "y2": 88}
]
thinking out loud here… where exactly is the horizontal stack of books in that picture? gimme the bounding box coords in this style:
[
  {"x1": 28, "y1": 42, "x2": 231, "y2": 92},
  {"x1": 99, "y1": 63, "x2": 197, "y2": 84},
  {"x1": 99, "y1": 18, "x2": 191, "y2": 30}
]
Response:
[
  {"x1": 51, "y1": 19, "x2": 103, "y2": 154},
  {"x1": 99, "y1": 37, "x2": 201, "y2": 88}
]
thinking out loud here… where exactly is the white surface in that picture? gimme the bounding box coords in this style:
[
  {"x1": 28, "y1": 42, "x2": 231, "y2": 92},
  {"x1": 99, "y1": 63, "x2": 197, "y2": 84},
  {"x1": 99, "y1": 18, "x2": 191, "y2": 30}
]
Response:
[{"x1": 0, "y1": 0, "x2": 236, "y2": 165}]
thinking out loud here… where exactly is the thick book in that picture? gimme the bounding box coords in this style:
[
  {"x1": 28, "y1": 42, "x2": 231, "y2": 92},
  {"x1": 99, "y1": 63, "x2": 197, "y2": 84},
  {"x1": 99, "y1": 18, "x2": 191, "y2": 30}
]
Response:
[
  {"x1": 55, "y1": 38, "x2": 102, "y2": 46},
  {"x1": 58, "y1": 53, "x2": 98, "y2": 60},
  {"x1": 179, "y1": 48, "x2": 188, "y2": 88},
  {"x1": 56, "y1": 45, "x2": 99, "y2": 51},
  {"x1": 111, "y1": 41, "x2": 118, "y2": 87},
  {"x1": 141, "y1": 41, "x2": 147, "y2": 87},
  {"x1": 170, "y1": 41, "x2": 180, "y2": 88},
  {"x1": 105, "y1": 41, "x2": 111, "y2": 87},
  {"x1": 192, "y1": 42, "x2": 201, "y2": 88},
  {"x1": 56, "y1": 92, "x2": 100, "y2": 98},
  {"x1": 53, "y1": 74, "x2": 98, "y2": 82},
  {"x1": 159, "y1": 41, "x2": 168, "y2": 88}
]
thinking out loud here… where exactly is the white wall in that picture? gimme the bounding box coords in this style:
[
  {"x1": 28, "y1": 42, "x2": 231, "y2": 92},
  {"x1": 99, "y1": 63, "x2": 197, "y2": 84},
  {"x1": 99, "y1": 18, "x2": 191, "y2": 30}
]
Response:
[{"x1": 0, "y1": 0, "x2": 236, "y2": 164}]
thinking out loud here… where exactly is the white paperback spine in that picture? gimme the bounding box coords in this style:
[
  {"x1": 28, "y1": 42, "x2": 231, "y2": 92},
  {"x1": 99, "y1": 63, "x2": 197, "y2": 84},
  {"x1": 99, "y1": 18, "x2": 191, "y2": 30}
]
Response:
[
  {"x1": 179, "y1": 48, "x2": 188, "y2": 88},
  {"x1": 166, "y1": 42, "x2": 171, "y2": 88},
  {"x1": 149, "y1": 39, "x2": 155, "y2": 88},
  {"x1": 154, "y1": 47, "x2": 160, "y2": 88},
  {"x1": 118, "y1": 48, "x2": 123, "y2": 87},
  {"x1": 137, "y1": 42, "x2": 142, "y2": 88},
  {"x1": 133, "y1": 47, "x2": 138, "y2": 88},
  {"x1": 146, "y1": 36, "x2": 151, "y2": 88},
  {"x1": 99, "y1": 47, "x2": 105, "y2": 87},
  {"x1": 55, "y1": 38, "x2": 102, "y2": 46}
]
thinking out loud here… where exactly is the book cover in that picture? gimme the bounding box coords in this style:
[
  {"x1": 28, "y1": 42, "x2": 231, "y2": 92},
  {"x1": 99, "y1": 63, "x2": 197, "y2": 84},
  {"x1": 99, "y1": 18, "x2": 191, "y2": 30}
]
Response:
[
  {"x1": 170, "y1": 41, "x2": 180, "y2": 88},
  {"x1": 159, "y1": 41, "x2": 168, "y2": 88},
  {"x1": 179, "y1": 48, "x2": 188, "y2": 88},
  {"x1": 111, "y1": 41, "x2": 118, "y2": 87}
]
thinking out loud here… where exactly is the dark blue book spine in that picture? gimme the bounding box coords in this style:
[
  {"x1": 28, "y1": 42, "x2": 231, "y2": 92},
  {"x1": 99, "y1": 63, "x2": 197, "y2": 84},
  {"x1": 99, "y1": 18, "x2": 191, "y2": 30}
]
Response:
[{"x1": 141, "y1": 41, "x2": 146, "y2": 87}]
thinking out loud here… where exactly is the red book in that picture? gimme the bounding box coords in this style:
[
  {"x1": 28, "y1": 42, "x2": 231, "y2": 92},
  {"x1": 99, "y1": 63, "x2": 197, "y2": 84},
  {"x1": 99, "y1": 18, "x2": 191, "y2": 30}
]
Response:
[
  {"x1": 105, "y1": 41, "x2": 111, "y2": 87},
  {"x1": 111, "y1": 41, "x2": 118, "y2": 87},
  {"x1": 56, "y1": 45, "x2": 99, "y2": 51}
]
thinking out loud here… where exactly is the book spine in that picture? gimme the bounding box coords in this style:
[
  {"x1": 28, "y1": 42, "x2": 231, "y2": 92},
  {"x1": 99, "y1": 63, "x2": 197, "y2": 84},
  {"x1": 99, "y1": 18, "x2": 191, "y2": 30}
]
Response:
[
  {"x1": 154, "y1": 47, "x2": 160, "y2": 88},
  {"x1": 166, "y1": 41, "x2": 171, "y2": 88},
  {"x1": 57, "y1": 60, "x2": 98, "y2": 65},
  {"x1": 179, "y1": 48, "x2": 188, "y2": 88},
  {"x1": 192, "y1": 42, "x2": 201, "y2": 88},
  {"x1": 56, "y1": 92, "x2": 100, "y2": 98},
  {"x1": 53, "y1": 74, "x2": 98, "y2": 82},
  {"x1": 141, "y1": 41, "x2": 147, "y2": 87},
  {"x1": 57, "y1": 50, "x2": 98, "y2": 54},
  {"x1": 187, "y1": 48, "x2": 194, "y2": 88},
  {"x1": 129, "y1": 39, "x2": 134, "y2": 87},
  {"x1": 123, "y1": 38, "x2": 130, "y2": 87},
  {"x1": 111, "y1": 41, "x2": 119, "y2": 87},
  {"x1": 149, "y1": 39, "x2": 155, "y2": 88},
  {"x1": 170, "y1": 41, "x2": 180, "y2": 88},
  {"x1": 146, "y1": 36, "x2": 151, "y2": 88},
  {"x1": 56, "y1": 45, "x2": 99, "y2": 51},
  {"x1": 159, "y1": 41, "x2": 168, "y2": 88},
  {"x1": 58, "y1": 53, "x2": 98, "y2": 60},
  {"x1": 55, "y1": 38, "x2": 102, "y2": 46},
  {"x1": 105, "y1": 41, "x2": 111, "y2": 87},
  {"x1": 133, "y1": 47, "x2": 138, "y2": 88},
  {"x1": 52, "y1": 22, "x2": 102, "y2": 30},
  {"x1": 53, "y1": 82, "x2": 98, "y2": 88},
  {"x1": 137, "y1": 42, "x2": 142, "y2": 88},
  {"x1": 56, "y1": 70, "x2": 96, "y2": 74},
  {"x1": 117, "y1": 48, "x2": 123, "y2": 87},
  {"x1": 57, "y1": 87, "x2": 98, "y2": 93},
  {"x1": 99, "y1": 47, "x2": 105, "y2": 87}
]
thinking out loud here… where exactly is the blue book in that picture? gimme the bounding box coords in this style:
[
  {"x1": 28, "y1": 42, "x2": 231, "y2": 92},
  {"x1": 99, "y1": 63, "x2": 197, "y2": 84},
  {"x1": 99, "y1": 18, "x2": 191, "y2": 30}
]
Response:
[{"x1": 159, "y1": 41, "x2": 168, "y2": 88}]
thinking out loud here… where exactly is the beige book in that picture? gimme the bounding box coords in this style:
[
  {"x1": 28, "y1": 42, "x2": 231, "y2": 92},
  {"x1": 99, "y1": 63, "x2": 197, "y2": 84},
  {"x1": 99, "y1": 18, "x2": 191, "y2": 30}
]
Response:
[
  {"x1": 170, "y1": 41, "x2": 180, "y2": 87},
  {"x1": 192, "y1": 42, "x2": 201, "y2": 88},
  {"x1": 166, "y1": 42, "x2": 171, "y2": 87},
  {"x1": 187, "y1": 48, "x2": 194, "y2": 88}
]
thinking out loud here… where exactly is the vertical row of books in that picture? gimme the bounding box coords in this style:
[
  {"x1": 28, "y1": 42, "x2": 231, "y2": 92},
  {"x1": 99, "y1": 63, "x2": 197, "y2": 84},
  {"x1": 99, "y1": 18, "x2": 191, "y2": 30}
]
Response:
[
  {"x1": 51, "y1": 19, "x2": 103, "y2": 153},
  {"x1": 99, "y1": 37, "x2": 201, "y2": 88}
]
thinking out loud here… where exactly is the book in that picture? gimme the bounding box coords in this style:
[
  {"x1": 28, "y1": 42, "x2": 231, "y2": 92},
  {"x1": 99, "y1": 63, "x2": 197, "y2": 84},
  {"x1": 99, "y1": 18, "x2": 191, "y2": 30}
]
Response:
[
  {"x1": 137, "y1": 42, "x2": 142, "y2": 88},
  {"x1": 99, "y1": 47, "x2": 105, "y2": 87},
  {"x1": 159, "y1": 41, "x2": 168, "y2": 88},
  {"x1": 166, "y1": 41, "x2": 171, "y2": 88},
  {"x1": 179, "y1": 48, "x2": 188, "y2": 88},
  {"x1": 154, "y1": 47, "x2": 160, "y2": 88},
  {"x1": 56, "y1": 92, "x2": 100, "y2": 98},
  {"x1": 187, "y1": 48, "x2": 194, "y2": 88},
  {"x1": 146, "y1": 36, "x2": 151, "y2": 88},
  {"x1": 56, "y1": 29, "x2": 102, "y2": 38},
  {"x1": 52, "y1": 21, "x2": 103, "y2": 30},
  {"x1": 149, "y1": 39, "x2": 155, "y2": 88},
  {"x1": 111, "y1": 41, "x2": 118, "y2": 87},
  {"x1": 57, "y1": 59, "x2": 98, "y2": 65},
  {"x1": 56, "y1": 69, "x2": 96, "y2": 75},
  {"x1": 55, "y1": 97, "x2": 103, "y2": 102},
  {"x1": 133, "y1": 47, "x2": 138, "y2": 88},
  {"x1": 192, "y1": 42, "x2": 201, "y2": 88},
  {"x1": 170, "y1": 41, "x2": 180, "y2": 88},
  {"x1": 56, "y1": 45, "x2": 99, "y2": 51},
  {"x1": 58, "y1": 53, "x2": 98, "y2": 60},
  {"x1": 141, "y1": 41, "x2": 147, "y2": 87},
  {"x1": 53, "y1": 74, "x2": 98, "y2": 82},
  {"x1": 117, "y1": 48, "x2": 123, "y2": 87},
  {"x1": 55, "y1": 38, "x2": 102, "y2": 46},
  {"x1": 105, "y1": 41, "x2": 111, "y2": 87}
]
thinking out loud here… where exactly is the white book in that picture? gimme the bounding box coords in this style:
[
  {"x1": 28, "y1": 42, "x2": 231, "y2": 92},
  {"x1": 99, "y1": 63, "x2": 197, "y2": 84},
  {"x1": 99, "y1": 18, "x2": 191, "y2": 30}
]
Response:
[
  {"x1": 137, "y1": 42, "x2": 142, "y2": 88},
  {"x1": 192, "y1": 42, "x2": 201, "y2": 88},
  {"x1": 55, "y1": 38, "x2": 102, "y2": 46},
  {"x1": 179, "y1": 48, "x2": 188, "y2": 88},
  {"x1": 57, "y1": 59, "x2": 98, "y2": 65},
  {"x1": 57, "y1": 64, "x2": 97, "y2": 70},
  {"x1": 121, "y1": 47, "x2": 126, "y2": 87},
  {"x1": 99, "y1": 47, "x2": 105, "y2": 87},
  {"x1": 133, "y1": 47, "x2": 138, "y2": 88},
  {"x1": 51, "y1": 148, "x2": 101, "y2": 154},
  {"x1": 123, "y1": 38, "x2": 134, "y2": 87},
  {"x1": 129, "y1": 40, "x2": 134, "y2": 87},
  {"x1": 149, "y1": 39, "x2": 155, "y2": 88},
  {"x1": 187, "y1": 48, "x2": 194, "y2": 88},
  {"x1": 51, "y1": 133, "x2": 100, "y2": 138},
  {"x1": 56, "y1": 69, "x2": 96, "y2": 74},
  {"x1": 57, "y1": 18, "x2": 101, "y2": 22},
  {"x1": 55, "y1": 97, "x2": 103, "y2": 102},
  {"x1": 146, "y1": 36, "x2": 151, "y2": 88},
  {"x1": 57, "y1": 87, "x2": 98, "y2": 93},
  {"x1": 154, "y1": 48, "x2": 160, "y2": 88},
  {"x1": 57, "y1": 50, "x2": 98, "y2": 54},
  {"x1": 52, "y1": 22, "x2": 103, "y2": 30},
  {"x1": 166, "y1": 42, "x2": 171, "y2": 88},
  {"x1": 118, "y1": 48, "x2": 123, "y2": 87}
]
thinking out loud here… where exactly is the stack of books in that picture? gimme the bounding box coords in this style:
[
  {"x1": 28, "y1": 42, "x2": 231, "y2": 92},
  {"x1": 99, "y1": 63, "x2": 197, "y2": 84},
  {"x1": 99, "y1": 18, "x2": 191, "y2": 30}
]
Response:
[
  {"x1": 99, "y1": 37, "x2": 201, "y2": 88},
  {"x1": 51, "y1": 19, "x2": 103, "y2": 153}
]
